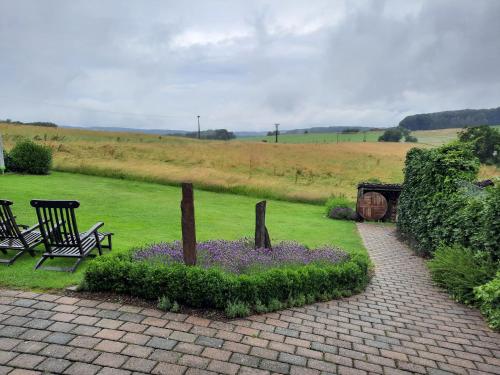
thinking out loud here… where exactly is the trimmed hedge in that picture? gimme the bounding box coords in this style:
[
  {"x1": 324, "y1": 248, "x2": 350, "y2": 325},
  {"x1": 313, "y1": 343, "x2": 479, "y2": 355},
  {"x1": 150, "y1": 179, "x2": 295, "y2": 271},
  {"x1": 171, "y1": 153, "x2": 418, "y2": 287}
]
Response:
[
  {"x1": 398, "y1": 143, "x2": 499, "y2": 259},
  {"x1": 81, "y1": 250, "x2": 370, "y2": 315}
]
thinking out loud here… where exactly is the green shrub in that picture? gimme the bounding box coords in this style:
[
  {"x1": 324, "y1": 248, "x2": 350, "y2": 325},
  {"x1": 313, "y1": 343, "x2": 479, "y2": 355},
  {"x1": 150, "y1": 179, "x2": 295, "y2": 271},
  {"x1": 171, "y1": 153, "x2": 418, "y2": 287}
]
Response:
[
  {"x1": 170, "y1": 301, "x2": 180, "y2": 313},
  {"x1": 427, "y1": 245, "x2": 497, "y2": 304},
  {"x1": 157, "y1": 296, "x2": 172, "y2": 311},
  {"x1": 9, "y1": 139, "x2": 52, "y2": 174},
  {"x1": 225, "y1": 301, "x2": 251, "y2": 318},
  {"x1": 325, "y1": 196, "x2": 356, "y2": 220},
  {"x1": 474, "y1": 272, "x2": 500, "y2": 330},
  {"x1": 397, "y1": 143, "x2": 498, "y2": 257},
  {"x1": 325, "y1": 196, "x2": 355, "y2": 214},
  {"x1": 82, "y1": 249, "x2": 370, "y2": 317}
]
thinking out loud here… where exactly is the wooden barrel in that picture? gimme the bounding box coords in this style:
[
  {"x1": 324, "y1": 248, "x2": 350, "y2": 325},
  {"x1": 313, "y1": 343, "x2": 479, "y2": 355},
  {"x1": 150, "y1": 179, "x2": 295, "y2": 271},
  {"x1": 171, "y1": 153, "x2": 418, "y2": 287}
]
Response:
[{"x1": 358, "y1": 191, "x2": 388, "y2": 220}]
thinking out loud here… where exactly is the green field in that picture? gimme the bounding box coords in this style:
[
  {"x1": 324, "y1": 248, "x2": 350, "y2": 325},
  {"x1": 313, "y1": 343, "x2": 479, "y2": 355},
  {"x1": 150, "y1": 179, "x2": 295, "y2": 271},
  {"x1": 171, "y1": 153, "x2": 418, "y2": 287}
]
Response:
[
  {"x1": 0, "y1": 172, "x2": 366, "y2": 290},
  {"x1": 241, "y1": 131, "x2": 383, "y2": 143},
  {"x1": 240, "y1": 126, "x2": 500, "y2": 145}
]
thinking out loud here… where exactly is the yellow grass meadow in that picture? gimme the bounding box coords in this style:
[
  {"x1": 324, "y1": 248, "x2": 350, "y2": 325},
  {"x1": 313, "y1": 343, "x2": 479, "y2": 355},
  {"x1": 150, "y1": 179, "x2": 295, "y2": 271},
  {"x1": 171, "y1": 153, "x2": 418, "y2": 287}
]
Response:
[{"x1": 1, "y1": 123, "x2": 498, "y2": 203}]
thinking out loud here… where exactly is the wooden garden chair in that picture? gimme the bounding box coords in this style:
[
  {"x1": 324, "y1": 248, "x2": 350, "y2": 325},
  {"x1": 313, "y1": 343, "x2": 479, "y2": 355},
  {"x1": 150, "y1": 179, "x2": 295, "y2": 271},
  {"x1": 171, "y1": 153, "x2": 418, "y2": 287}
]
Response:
[
  {"x1": 30, "y1": 199, "x2": 113, "y2": 272},
  {"x1": 0, "y1": 199, "x2": 43, "y2": 266}
]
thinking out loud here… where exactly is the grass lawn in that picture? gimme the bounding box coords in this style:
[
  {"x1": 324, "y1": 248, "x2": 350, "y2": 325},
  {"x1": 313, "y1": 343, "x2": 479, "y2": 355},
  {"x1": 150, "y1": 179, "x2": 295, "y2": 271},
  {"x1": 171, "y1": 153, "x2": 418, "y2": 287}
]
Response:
[{"x1": 0, "y1": 172, "x2": 366, "y2": 290}]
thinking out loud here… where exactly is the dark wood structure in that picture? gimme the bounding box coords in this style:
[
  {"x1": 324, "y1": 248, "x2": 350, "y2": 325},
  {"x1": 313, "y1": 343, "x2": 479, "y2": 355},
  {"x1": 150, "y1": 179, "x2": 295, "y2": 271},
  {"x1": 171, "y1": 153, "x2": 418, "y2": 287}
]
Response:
[
  {"x1": 255, "y1": 201, "x2": 272, "y2": 249},
  {"x1": 30, "y1": 200, "x2": 112, "y2": 272},
  {"x1": 356, "y1": 183, "x2": 402, "y2": 222},
  {"x1": 181, "y1": 183, "x2": 196, "y2": 266},
  {"x1": 0, "y1": 200, "x2": 42, "y2": 265}
]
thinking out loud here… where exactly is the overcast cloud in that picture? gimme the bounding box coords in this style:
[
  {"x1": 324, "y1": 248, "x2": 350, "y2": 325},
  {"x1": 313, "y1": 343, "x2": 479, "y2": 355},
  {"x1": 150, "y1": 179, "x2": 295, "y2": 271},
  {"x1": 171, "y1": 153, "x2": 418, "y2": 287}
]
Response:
[{"x1": 1, "y1": 0, "x2": 499, "y2": 131}]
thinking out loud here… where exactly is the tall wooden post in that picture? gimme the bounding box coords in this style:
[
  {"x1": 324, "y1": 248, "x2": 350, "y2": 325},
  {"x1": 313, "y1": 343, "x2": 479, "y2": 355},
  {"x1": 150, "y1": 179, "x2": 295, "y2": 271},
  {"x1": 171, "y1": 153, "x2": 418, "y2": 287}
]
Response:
[
  {"x1": 255, "y1": 201, "x2": 272, "y2": 249},
  {"x1": 181, "y1": 183, "x2": 196, "y2": 265}
]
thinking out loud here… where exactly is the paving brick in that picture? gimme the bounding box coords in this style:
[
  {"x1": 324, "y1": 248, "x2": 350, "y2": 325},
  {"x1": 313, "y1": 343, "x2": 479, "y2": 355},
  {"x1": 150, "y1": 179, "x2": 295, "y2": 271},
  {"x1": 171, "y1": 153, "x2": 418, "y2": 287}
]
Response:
[
  {"x1": 36, "y1": 357, "x2": 72, "y2": 373},
  {"x1": 65, "y1": 348, "x2": 101, "y2": 362},
  {"x1": 195, "y1": 335, "x2": 224, "y2": 348},
  {"x1": 0, "y1": 351, "x2": 17, "y2": 365},
  {"x1": 259, "y1": 359, "x2": 290, "y2": 374},
  {"x1": 64, "y1": 362, "x2": 101, "y2": 375},
  {"x1": 122, "y1": 357, "x2": 156, "y2": 372},
  {"x1": 151, "y1": 362, "x2": 187, "y2": 375},
  {"x1": 146, "y1": 337, "x2": 177, "y2": 350},
  {"x1": 94, "y1": 340, "x2": 127, "y2": 353},
  {"x1": 8, "y1": 354, "x2": 45, "y2": 369},
  {"x1": 121, "y1": 344, "x2": 154, "y2": 358},
  {"x1": 178, "y1": 354, "x2": 210, "y2": 369},
  {"x1": 93, "y1": 353, "x2": 128, "y2": 368}
]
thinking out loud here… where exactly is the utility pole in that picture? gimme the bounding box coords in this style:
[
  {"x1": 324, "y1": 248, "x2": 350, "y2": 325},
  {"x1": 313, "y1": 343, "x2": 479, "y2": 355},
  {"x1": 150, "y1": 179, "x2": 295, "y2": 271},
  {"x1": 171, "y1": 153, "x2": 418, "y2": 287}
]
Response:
[
  {"x1": 197, "y1": 115, "x2": 201, "y2": 139},
  {"x1": 274, "y1": 123, "x2": 279, "y2": 143}
]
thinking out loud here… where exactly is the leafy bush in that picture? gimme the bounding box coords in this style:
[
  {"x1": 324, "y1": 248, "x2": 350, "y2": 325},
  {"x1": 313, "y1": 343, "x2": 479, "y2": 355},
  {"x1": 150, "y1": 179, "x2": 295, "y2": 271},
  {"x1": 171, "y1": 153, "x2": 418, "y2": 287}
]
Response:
[
  {"x1": 428, "y1": 245, "x2": 497, "y2": 304},
  {"x1": 458, "y1": 125, "x2": 500, "y2": 165},
  {"x1": 9, "y1": 139, "x2": 52, "y2": 174},
  {"x1": 325, "y1": 196, "x2": 357, "y2": 220},
  {"x1": 325, "y1": 196, "x2": 355, "y2": 213},
  {"x1": 475, "y1": 272, "x2": 500, "y2": 330},
  {"x1": 405, "y1": 135, "x2": 418, "y2": 143},
  {"x1": 397, "y1": 143, "x2": 492, "y2": 257},
  {"x1": 82, "y1": 248, "x2": 370, "y2": 317},
  {"x1": 328, "y1": 207, "x2": 357, "y2": 221},
  {"x1": 225, "y1": 301, "x2": 250, "y2": 318}
]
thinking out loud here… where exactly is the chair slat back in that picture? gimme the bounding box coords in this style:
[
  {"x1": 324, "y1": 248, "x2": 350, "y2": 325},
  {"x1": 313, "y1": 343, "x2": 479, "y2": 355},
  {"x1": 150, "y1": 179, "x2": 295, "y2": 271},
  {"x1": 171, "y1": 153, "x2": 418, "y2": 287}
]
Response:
[
  {"x1": 30, "y1": 200, "x2": 82, "y2": 254},
  {"x1": 0, "y1": 200, "x2": 22, "y2": 239}
]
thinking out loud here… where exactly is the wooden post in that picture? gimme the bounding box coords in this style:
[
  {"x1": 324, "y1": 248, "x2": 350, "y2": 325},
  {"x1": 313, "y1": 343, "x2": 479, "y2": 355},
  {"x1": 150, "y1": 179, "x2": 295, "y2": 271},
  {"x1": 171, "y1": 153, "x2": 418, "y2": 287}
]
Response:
[
  {"x1": 255, "y1": 201, "x2": 272, "y2": 249},
  {"x1": 181, "y1": 183, "x2": 196, "y2": 265}
]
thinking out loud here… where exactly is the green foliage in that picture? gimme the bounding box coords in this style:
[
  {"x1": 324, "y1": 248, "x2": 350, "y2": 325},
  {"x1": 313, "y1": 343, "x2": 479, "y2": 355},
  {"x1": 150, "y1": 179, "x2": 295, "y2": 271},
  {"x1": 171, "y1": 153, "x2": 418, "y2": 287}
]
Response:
[
  {"x1": 458, "y1": 125, "x2": 500, "y2": 165},
  {"x1": 427, "y1": 245, "x2": 497, "y2": 304},
  {"x1": 225, "y1": 301, "x2": 251, "y2": 318},
  {"x1": 9, "y1": 139, "x2": 52, "y2": 174},
  {"x1": 397, "y1": 142, "x2": 491, "y2": 256},
  {"x1": 325, "y1": 196, "x2": 355, "y2": 213},
  {"x1": 171, "y1": 301, "x2": 180, "y2": 313},
  {"x1": 474, "y1": 272, "x2": 500, "y2": 330},
  {"x1": 399, "y1": 107, "x2": 500, "y2": 131},
  {"x1": 405, "y1": 135, "x2": 418, "y2": 143},
  {"x1": 378, "y1": 127, "x2": 403, "y2": 142},
  {"x1": 82, "y1": 249, "x2": 370, "y2": 317},
  {"x1": 157, "y1": 295, "x2": 172, "y2": 311}
]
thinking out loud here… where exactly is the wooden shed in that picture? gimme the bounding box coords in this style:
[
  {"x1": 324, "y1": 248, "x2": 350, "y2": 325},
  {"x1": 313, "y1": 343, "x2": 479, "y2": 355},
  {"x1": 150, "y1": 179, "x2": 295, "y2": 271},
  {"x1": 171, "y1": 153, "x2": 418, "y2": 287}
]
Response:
[{"x1": 356, "y1": 183, "x2": 402, "y2": 222}]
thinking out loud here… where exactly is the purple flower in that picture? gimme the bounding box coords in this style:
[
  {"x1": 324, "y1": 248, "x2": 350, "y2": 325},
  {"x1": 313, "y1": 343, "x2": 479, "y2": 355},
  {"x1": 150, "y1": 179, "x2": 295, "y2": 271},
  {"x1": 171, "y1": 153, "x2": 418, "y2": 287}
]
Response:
[{"x1": 133, "y1": 238, "x2": 349, "y2": 274}]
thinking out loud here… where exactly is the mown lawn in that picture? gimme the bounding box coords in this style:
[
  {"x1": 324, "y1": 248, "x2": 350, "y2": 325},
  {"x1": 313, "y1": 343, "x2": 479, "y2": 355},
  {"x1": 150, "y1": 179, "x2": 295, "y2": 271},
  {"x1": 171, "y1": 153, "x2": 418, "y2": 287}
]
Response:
[{"x1": 0, "y1": 172, "x2": 366, "y2": 290}]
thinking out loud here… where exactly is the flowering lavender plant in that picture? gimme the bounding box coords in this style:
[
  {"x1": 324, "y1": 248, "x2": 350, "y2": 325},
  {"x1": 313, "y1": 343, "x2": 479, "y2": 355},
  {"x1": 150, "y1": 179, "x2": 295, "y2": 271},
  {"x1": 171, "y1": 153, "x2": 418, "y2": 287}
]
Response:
[{"x1": 133, "y1": 238, "x2": 349, "y2": 274}]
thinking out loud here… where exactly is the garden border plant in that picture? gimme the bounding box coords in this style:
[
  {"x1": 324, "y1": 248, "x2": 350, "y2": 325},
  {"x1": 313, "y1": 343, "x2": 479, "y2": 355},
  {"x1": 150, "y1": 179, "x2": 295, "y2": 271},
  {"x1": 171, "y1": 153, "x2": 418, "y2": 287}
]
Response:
[{"x1": 81, "y1": 246, "x2": 370, "y2": 318}]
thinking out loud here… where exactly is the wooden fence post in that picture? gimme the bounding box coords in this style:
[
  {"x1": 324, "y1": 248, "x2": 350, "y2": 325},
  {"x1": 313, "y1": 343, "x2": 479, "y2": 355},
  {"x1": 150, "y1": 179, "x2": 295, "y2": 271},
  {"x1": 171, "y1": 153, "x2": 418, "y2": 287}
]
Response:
[
  {"x1": 255, "y1": 201, "x2": 272, "y2": 249},
  {"x1": 181, "y1": 183, "x2": 196, "y2": 265}
]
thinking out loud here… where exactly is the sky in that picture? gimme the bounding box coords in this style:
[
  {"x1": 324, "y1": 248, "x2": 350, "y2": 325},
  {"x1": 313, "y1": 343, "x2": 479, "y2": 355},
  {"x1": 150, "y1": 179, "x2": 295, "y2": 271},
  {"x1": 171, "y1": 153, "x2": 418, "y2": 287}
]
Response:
[{"x1": 1, "y1": 0, "x2": 499, "y2": 132}]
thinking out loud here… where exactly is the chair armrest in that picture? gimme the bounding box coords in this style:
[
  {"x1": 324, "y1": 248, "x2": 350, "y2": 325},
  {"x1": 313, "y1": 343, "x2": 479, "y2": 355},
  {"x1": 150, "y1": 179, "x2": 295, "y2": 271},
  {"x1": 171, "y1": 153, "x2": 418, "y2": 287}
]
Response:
[
  {"x1": 80, "y1": 222, "x2": 104, "y2": 241},
  {"x1": 22, "y1": 223, "x2": 40, "y2": 234}
]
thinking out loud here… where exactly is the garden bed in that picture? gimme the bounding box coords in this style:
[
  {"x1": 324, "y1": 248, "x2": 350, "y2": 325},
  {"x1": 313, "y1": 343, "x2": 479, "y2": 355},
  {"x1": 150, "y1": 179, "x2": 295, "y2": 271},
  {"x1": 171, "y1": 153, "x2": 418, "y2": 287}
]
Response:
[{"x1": 82, "y1": 239, "x2": 370, "y2": 318}]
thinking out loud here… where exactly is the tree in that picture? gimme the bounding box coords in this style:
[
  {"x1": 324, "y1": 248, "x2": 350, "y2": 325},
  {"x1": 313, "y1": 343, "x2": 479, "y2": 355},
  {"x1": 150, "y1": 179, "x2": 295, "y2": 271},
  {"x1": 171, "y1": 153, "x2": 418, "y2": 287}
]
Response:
[
  {"x1": 458, "y1": 125, "x2": 500, "y2": 165},
  {"x1": 378, "y1": 127, "x2": 403, "y2": 142}
]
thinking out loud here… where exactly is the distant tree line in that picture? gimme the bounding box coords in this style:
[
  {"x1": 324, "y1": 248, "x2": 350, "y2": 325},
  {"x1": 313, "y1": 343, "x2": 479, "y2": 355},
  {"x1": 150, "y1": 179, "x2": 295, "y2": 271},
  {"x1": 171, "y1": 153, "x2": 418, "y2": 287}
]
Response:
[
  {"x1": 378, "y1": 126, "x2": 417, "y2": 143},
  {"x1": 1, "y1": 118, "x2": 58, "y2": 128},
  {"x1": 399, "y1": 107, "x2": 500, "y2": 131},
  {"x1": 185, "y1": 129, "x2": 235, "y2": 140}
]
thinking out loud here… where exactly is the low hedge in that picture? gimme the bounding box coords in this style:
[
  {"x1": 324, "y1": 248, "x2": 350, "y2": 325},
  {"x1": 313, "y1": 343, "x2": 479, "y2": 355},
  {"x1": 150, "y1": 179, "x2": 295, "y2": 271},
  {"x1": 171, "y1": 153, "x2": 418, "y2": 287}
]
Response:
[{"x1": 81, "y1": 250, "x2": 370, "y2": 315}]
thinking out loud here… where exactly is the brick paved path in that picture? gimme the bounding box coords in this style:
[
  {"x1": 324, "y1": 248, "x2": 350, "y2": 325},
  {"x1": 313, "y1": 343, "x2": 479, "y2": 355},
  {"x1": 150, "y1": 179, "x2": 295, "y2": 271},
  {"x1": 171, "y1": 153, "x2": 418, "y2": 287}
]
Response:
[{"x1": 0, "y1": 223, "x2": 498, "y2": 375}]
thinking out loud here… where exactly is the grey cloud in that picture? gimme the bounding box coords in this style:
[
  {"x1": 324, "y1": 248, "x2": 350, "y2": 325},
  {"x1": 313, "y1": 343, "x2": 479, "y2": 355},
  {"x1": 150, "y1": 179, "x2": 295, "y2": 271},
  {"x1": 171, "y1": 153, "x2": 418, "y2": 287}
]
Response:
[{"x1": 0, "y1": 0, "x2": 499, "y2": 131}]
